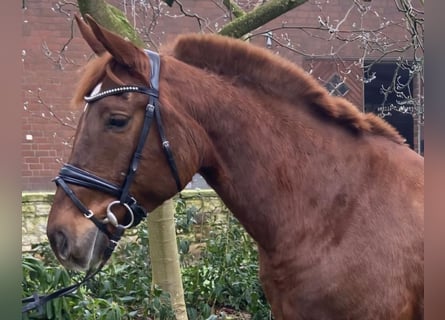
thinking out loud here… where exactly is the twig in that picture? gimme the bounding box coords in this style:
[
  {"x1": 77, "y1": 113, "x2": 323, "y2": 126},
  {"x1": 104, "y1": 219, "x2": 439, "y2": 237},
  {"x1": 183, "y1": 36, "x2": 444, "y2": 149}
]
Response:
[{"x1": 34, "y1": 89, "x2": 77, "y2": 130}]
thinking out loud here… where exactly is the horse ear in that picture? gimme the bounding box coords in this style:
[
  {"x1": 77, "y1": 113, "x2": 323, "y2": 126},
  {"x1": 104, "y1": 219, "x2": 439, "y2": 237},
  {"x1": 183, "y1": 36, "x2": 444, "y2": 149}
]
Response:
[
  {"x1": 83, "y1": 14, "x2": 148, "y2": 72},
  {"x1": 74, "y1": 14, "x2": 106, "y2": 55}
]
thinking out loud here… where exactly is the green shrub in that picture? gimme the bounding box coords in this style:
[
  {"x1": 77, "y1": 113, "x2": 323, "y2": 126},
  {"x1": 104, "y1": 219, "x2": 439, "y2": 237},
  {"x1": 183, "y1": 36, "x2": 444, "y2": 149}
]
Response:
[{"x1": 22, "y1": 198, "x2": 271, "y2": 319}]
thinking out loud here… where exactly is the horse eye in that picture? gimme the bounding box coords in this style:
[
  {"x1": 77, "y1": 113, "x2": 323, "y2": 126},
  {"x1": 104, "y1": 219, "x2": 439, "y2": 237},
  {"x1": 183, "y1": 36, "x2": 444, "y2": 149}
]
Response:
[{"x1": 107, "y1": 115, "x2": 129, "y2": 129}]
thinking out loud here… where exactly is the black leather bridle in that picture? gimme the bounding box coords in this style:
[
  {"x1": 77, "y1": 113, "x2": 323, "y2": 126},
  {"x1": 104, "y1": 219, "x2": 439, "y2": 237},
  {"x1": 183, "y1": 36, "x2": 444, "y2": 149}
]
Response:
[{"x1": 22, "y1": 50, "x2": 181, "y2": 313}]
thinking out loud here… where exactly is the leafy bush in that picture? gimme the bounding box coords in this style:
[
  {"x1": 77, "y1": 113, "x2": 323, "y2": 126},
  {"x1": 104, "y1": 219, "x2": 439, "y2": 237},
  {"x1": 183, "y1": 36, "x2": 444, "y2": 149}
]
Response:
[{"x1": 22, "y1": 198, "x2": 271, "y2": 319}]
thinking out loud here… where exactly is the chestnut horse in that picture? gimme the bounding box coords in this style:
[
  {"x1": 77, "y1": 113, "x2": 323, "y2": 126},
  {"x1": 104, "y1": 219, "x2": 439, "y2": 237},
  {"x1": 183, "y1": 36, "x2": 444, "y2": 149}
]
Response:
[{"x1": 47, "y1": 15, "x2": 424, "y2": 319}]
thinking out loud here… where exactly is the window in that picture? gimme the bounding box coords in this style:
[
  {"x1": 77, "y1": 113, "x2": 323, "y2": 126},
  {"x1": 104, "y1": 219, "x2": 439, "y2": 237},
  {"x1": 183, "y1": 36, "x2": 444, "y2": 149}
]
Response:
[
  {"x1": 325, "y1": 73, "x2": 350, "y2": 96},
  {"x1": 364, "y1": 61, "x2": 415, "y2": 149}
]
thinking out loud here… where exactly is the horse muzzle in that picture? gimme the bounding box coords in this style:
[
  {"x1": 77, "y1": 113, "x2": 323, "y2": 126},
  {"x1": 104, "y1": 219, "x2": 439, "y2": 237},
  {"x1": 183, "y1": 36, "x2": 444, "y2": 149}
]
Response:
[{"x1": 47, "y1": 222, "x2": 108, "y2": 271}]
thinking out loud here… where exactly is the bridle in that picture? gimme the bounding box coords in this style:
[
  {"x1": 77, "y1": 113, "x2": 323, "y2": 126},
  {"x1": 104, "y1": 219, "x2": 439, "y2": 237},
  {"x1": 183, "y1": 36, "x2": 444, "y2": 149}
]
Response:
[
  {"x1": 22, "y1": 50, "x2": 181, "y2": 313},
  {"x1": 55, "y1": 49, "x2": 181, "y2": 243}
]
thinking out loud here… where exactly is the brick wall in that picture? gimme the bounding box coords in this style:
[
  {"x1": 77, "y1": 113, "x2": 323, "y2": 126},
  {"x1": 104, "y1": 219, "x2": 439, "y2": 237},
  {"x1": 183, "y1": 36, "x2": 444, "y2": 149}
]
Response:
[
  {"x1": 22, "y1": 0, "x2": 418, "y2": 191},
  {"x1": 22, "y1": 0, "x2": 92, "y2": 190}
]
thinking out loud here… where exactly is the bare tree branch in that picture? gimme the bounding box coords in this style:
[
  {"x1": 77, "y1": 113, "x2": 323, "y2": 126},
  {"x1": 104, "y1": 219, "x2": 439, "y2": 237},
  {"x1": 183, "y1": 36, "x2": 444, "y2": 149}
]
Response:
[
  {"x1": 172, "y1": 0, "x2": 208, "y2": 32},
  {"x1": 33, "y1": 88, "x2": 77, "y2": 130},
  {"x1": 222, "y1": 0, "x2": 245, "y2": 19},
  {"x1": 219, "y1": 0, "x2": 308, "y2": 38}
]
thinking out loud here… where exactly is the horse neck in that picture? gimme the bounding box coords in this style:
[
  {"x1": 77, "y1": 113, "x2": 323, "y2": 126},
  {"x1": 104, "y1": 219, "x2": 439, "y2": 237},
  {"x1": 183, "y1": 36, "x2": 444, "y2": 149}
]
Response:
[{"x1": 160, "y1": 56, "x2": 348, "y2": 247}]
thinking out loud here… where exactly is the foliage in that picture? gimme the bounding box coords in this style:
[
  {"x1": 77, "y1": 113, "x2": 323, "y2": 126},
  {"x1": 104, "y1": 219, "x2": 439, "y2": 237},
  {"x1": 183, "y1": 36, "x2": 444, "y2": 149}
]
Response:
[
  {"x1": 176, "y1": 199, "x2": 270, "y2": 319},
  {"x1": 22, "y1": 198, "x2": 270, "y2": 319}
]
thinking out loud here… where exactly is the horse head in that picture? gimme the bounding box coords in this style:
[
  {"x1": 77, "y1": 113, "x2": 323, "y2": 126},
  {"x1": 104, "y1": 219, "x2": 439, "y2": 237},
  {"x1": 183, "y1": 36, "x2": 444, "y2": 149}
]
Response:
[{"x1": 46, "y1": 15, "x2": 198, "y2": 271}]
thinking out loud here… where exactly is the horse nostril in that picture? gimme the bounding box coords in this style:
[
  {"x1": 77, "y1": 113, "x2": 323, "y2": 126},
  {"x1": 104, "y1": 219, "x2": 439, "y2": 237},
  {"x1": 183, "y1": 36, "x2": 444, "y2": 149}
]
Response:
[{"x1": 53, "y1": 230, "x2": 70, "y2": 261}]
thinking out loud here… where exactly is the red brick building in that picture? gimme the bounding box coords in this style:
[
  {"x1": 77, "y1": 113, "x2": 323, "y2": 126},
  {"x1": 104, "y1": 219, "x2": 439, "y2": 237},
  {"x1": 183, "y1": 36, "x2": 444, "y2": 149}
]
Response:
[{"x1": 22, "y1": 0, "x2": 423, "y2": 191}]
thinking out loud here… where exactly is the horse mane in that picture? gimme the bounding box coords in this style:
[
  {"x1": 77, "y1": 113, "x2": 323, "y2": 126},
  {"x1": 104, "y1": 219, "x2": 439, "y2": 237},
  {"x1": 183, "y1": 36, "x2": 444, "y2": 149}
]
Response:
[
  {"x1": 170, "y1": 34, "x2": 406, "y2": 145},
  {"x1": 71, "y1": 52, "x2": 149, "y2": 107},
  {"x1": 71, "y1": 53, "x2": 111, "y2": 107}
]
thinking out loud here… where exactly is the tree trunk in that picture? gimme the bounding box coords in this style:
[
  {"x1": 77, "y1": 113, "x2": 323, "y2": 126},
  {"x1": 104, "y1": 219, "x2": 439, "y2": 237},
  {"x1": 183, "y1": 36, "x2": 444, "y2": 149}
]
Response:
[
  {"x1": 148, "y1": 200, "x2": 187, "y2": 319},
  {"x1": 78, "y1": 0, "x2": 144, "y2": 47},
  {"x1": 77, "y1": 2, "x2": 187, "y2": 319}
]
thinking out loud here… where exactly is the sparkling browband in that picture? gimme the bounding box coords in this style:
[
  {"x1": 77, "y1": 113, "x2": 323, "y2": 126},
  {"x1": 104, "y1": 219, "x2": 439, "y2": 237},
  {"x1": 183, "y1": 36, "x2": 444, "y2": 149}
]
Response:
[{"x1": 84, "y1": 86, "x2": 158, "y2": 103}]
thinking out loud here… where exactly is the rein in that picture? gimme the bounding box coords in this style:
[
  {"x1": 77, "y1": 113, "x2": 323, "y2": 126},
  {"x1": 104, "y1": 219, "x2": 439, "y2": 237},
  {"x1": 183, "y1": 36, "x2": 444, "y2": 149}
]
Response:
[
  {"x1": 22, "y1": 50, "x2": 181, "y2": 314},
  {"x1": 21, "y1": 226, "x2": 124, "y2": 314}
]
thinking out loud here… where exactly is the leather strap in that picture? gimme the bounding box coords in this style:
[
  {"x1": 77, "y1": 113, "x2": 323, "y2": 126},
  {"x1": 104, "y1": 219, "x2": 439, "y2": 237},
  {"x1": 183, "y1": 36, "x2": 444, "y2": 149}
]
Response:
[
  {"x1": 154, "y1": 102, "x2": 182, "y2": 191},
  {"x1": 145, "y1": 50, "x2": 161, "y2": 90},
  {"x1": 120, "y1": 100, "x2": 155, "y2": 204}
]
